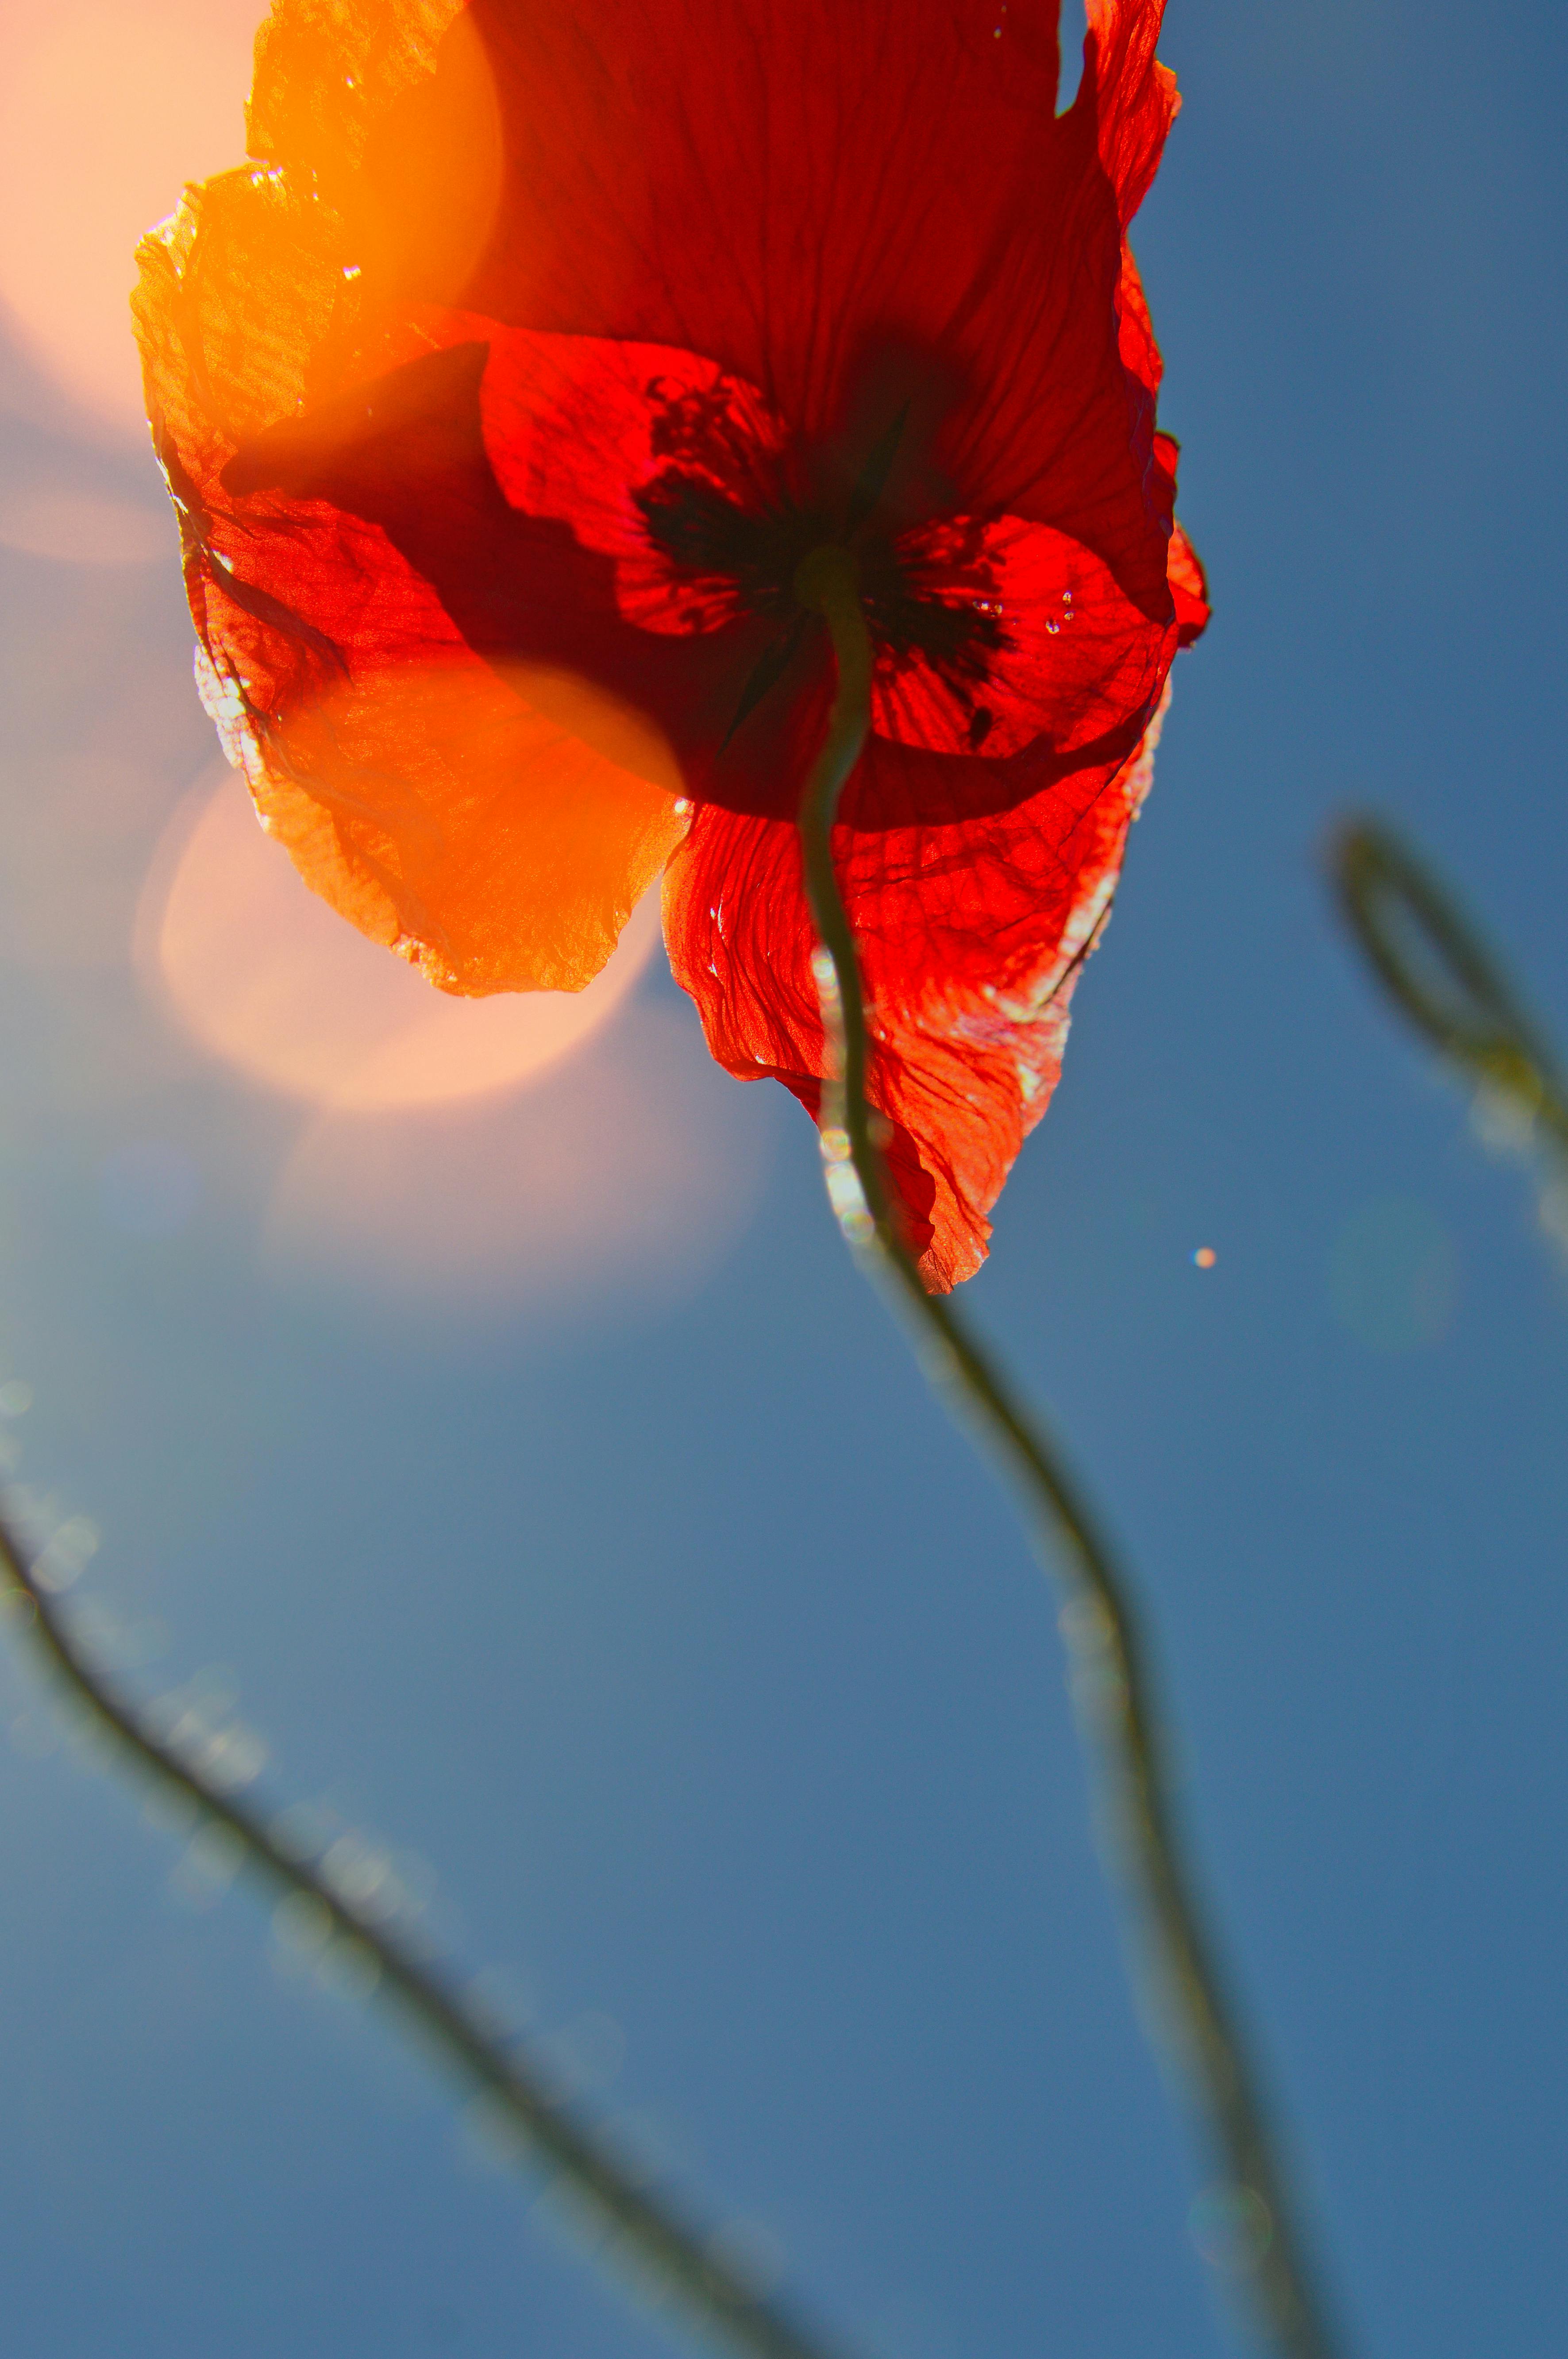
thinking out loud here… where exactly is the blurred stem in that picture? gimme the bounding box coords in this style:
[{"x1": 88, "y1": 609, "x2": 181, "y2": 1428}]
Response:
[
  {"x1": 1333, "y1": 819, "x2": 1568, "y2": 1159},
  {"x1": 0, "y1": 1506, "x2": 860, "y2": 2359},
  {"x1": 794, "y1": 543, "x2": 1344, "y2": 2359}
]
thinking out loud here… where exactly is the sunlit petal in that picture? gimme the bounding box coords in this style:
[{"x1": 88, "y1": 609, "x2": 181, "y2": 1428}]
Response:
[{"x1": 140, "y1": 765, "x2": 658, "y2": 1108}]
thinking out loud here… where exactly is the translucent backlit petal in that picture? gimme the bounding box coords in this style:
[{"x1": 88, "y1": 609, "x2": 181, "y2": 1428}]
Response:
[
  {"x1": 663, "y1": 697, "x2": 1170, "y2": 1291},
  {"x1": 1167, "y1": 517, "x2": 1211, "y2": 647},
  {"x1": 875, "y1": 514, "x2": 1175, "y2": 759},
  {"x1": 209, "y1": 318, "x2": 1181, "y2": 821},
  {"x1": 145, "y1": 764, "x2": 662, "y2": 1101},
  {"x1": 134, "y1": 171, "x2": 686, "y2": 993},
  {"x1": 137, "y1": 0, "x2": 1203, "y2": 1278},
  {"x1": 1082, "y1": 0, "x2": 1181, "y2": 227},
  {"x1": 237, "y1": 0, "x2": 1179, "y2": 591}
]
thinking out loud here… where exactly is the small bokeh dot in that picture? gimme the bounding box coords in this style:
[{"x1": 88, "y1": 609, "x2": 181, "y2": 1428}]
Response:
[{"x1": 1192, "y1": 1245, "x2": 1217, "y2": 1269}]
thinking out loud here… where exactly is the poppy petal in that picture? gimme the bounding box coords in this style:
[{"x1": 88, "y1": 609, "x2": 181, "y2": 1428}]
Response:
[
  {"x1": 663, "y1": 696, "x2": 1170, "y2": 1290},
  {"x1": 457, "y1": 317, "x2": 795, "y2": 637},
  {"x1": 139, "y1": 0, "x2": 1200, "y2": 1242},
  {"x1": 245, "y1": 0, "x2": 1180, "y2": 594},
  {"x1": 213, "y1": 316, "x2": 813, "y2": 823},
  {"x1": 416, "y1": 317, "x2": 1176, "y2": 773},
  {"x1": 1167, "y1": 517, "x2": 1211, "y2": 647},
  {"x1": 875, "y1": 514, "x2": 1175, "y2": 759},
  {"x1": 209, "y1": 314, "x2": 1180, "y2": 827},
  {"x1": 135, "y1": 170, "x2": 686, "y2": 994},
  {"x1": 1083, "y1": 0, "x2": 1182, "y2": 227},
  {"x1": 246, "y1": 656, "x2": 688, "y2": 995}
]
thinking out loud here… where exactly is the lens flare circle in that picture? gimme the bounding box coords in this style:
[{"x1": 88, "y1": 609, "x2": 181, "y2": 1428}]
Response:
[
  {"x1": 141, "y1": 766, "x2": 659, "y2": 1109},
  {"x1": 0, "y1": 0, "x2": 261, "y2": 439}
]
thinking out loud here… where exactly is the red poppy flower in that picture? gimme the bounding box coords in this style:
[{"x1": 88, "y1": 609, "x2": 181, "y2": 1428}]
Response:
[{"x1": 134, "y1": 0, "x2": 1207, "y2": 1290}]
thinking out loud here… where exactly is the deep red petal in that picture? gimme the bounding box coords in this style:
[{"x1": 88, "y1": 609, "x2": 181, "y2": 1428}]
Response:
[
  {"x1": 462, "y1": 321, "x2": 1178, "y2": 773},
  {"x1": 1166, "y1": 516, "x2": 1211, "y2": 648},
  {"x1": 1117, "y1": 245, "x2": 1164, "y2": 405},
  {"x1": 1083, "y1": 0, "x2": 1182, "y2": 226},
  {"x1": 246, "y1": 0, "x2": 1181, "y2": 606},
  {"x1": 663, "y1": 696, "x2": 1170, "y2": 1290},
  {"x1": 216, "y1": 320, "x2": 821, "y2": 821},
  {"x1": 140, "y1": 0, "x2": 1201, "y2": 1259},
  {"x1": 216, "y1": 317, "x2": 1176, "y2": 825},
  {"x1": 226, "y1": 313, "x2": 796, "y2": 643},
  {"x1": 878, "y1": 514, "x2": 1175, "y2": 759}
]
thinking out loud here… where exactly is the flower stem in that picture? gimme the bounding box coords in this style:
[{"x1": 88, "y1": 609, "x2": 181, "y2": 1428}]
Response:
[
  {"x1": 0, "y1": 1505, "x2": 861, "y2": 2359},
  {"x1": 794, "y1": 543, "x2": 1345, "y2": 2359},
  {"x1": 1333, "y1": 818, "x2": 1568, "y2": 1163}
]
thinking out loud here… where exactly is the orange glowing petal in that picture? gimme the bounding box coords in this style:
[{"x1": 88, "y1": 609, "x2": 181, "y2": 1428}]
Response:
[
  {"x1": 1166, "y1": 517, "x2": 1211, "y2": 647},
  {"x1": 250, "y1": 0, "x2": 502, "y2": 305},
  {"x1": 134, "y1": 108, "x2": 679, "y2": 997},
  {"x1": 130, "y1": 1, "x2": 499, "y2": 466},
  {"x1": 134, "y1": 0, "x2": 1202, "y2": 1286},
  {"x1": 247, "y1": 660, "x2": 687, "y2": 997},
  {"x1": 144, "y1": 766, "x2": 659, "y2": 1108}
]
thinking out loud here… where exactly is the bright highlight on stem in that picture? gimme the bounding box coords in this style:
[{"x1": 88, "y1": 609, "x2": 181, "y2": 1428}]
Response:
[
  {"x1": 0, "y1": 1510, "x2": 859, "y2": 2359},
  {"x1": 794, "y1": 542, "x2": 1345, "y2": 2359}
]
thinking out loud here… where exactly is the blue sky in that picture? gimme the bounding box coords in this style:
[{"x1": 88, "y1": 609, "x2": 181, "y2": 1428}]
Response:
[{"x1": 0, "y1": 3, "x2": 1564, "y2": 2356}]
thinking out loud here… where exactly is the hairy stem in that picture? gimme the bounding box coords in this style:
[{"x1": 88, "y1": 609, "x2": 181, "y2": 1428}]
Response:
[
  {"x1": 0, "y1": 1505, "x2": 860, "y2": 2359},
  {"x1": 793, "y1": 542, "x2": 1344, "y2": 2359}
]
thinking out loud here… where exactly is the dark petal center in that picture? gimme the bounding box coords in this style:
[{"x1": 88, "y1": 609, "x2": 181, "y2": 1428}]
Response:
[
  {"x1": 636, "y1": 455, "x2": 1012, "y2": 756},
  {"x1": 633, "y1": 475, "x2": 828, "y2": 623}
]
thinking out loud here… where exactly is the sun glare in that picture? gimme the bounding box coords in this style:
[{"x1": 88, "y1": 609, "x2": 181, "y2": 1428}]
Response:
[
  {"x1": 141, "y1": 767, "x2": 659, "y2": 1109},
  {"x1": 0, "y1": 0, "x2": 259, "y2": 439},
  {"x1": 263, "y1": 1000, "x2": 769, "y2": 1314}
]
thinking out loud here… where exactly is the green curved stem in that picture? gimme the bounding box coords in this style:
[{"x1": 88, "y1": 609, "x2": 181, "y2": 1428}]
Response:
[
  {"x1": 793, "y1": 544, "x2": 1345, "y2": 2359},
  {"x1": 0, "y1": 1506, "x2": 861, "y2": 2359},
  {"x1": 1333, "y1": 819, "x2": 1568, "y2": 1159}
]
